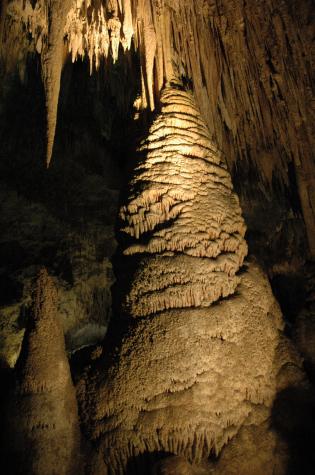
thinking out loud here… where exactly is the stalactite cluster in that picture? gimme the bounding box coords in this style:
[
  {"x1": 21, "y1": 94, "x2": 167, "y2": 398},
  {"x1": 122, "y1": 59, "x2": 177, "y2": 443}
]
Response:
[
  {"x1": 0, "y1": 1, "x2": 46, "y2": 77},
  {"x1": 65, "y1": 0, "x2": 134, "y2": 72}
]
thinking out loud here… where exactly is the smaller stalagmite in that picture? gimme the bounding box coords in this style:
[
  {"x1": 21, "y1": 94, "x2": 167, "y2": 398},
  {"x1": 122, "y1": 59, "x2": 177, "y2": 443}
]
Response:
[{"x1": 2, "y1": 269, "x2": 82, "y2": 475}]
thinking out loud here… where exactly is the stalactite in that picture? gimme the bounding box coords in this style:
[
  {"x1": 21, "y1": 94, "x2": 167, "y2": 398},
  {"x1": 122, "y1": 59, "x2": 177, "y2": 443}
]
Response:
[
  {"x1": 108, "y1": 14, "x2": 121, "y2": 63},
  {"x1": 121, "y1": 0, "x2": 133, "y2": 51},
  {"x1": 142, "y1": 18, "x2": 156, "y2": 110},
  {"x1": 41, "y1": 0, "x2": 72, "y2": 167},
  {"x1": 138, "y1": 0, "x2": 156, "y2": 110}
]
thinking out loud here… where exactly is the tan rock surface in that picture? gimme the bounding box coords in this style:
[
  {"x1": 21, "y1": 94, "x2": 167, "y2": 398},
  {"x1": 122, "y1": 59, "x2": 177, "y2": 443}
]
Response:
[
  {"x1": 2, "y1": 269, "x2": 83, "y2": 475},
  {"x1": 78, "y1": 87, "x2": 303, "y2": 474}
]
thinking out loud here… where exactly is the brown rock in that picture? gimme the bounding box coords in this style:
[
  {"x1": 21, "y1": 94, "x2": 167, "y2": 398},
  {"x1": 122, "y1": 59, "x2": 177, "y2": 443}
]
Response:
[{"x1": 3, "y1": 269, "x2": 83, "y2": 475}]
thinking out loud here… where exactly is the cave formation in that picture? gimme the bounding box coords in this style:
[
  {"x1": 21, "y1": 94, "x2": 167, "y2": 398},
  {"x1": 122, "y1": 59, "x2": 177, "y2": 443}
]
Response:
[{"x1": 0, "y1": 1, "x2": 314, "y2": 475}]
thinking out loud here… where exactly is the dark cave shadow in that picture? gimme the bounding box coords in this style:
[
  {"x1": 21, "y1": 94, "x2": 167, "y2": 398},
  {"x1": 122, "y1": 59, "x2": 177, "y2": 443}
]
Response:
[
  {"x1": 0, "y1": 50, "x2": 142, "y2": 305},
  {"x1": 0, "y1": 364, "x2": 15, "y2": 467},
  {"x1": 271, "y1": 384, "x2": 315, "y2": 475},
  {"x1": 125, "y1": 450, "x2": 174, "y2": 475},
  {"x1": 0, "y1": 50, "x2": 140, "y2": 231},
  {"x1": 270, "y1": 273, "x2": 307, "y2": 325},
  {"x1": 303, "y1": 360, "x2": 315, "y2": 386}
]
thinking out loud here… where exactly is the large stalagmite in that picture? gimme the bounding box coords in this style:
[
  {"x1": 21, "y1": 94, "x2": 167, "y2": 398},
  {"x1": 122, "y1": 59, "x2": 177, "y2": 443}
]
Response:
[
  {"x1": 78, "y1": 86, "x2": 303, "y2": 474},
  {"x1": 2, "y1": 269, "x2": 82, "y2": 475}
]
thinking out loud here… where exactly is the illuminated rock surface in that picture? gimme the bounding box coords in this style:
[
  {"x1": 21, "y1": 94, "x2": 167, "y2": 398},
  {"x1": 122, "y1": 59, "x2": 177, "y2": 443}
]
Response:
[{"x1": 77, "y1": 87, "x2": 304, "y2": 474}]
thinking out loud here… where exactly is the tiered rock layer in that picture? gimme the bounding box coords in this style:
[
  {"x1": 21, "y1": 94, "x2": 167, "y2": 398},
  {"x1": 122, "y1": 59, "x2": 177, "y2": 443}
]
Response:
[{"x1": 78, "y1": 87, "x2": 301, "y2": 474}]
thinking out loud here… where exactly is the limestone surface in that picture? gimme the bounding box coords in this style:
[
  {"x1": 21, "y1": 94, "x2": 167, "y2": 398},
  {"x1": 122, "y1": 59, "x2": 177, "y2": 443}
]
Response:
[
  {"x1": 2, "y1": 269, "x2": 83, "y2": 475},
  {"x1": 78, "y1": 87, "x2": 303, "y2": 474}
]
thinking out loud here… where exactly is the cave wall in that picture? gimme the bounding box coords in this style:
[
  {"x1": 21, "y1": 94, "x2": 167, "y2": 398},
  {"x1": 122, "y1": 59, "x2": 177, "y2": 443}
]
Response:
[
  {"x1": 1, "y1": 0, "x2": 314, "y2": 255},
  {"x1": 0, "y1": 48, "x2": 139, "y2": 365},
  {"x1": 0, "y1": 0, "x2": 314, "y2": 369},
  {"x1": 0, "y1": 1, "x2": 313, "y2": 258}
]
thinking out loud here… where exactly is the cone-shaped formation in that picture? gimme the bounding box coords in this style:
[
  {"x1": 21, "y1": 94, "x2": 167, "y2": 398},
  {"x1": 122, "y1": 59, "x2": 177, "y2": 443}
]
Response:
[
  {"x1": 3, "y1": 269, "x2": 82, "y2": 475},
  {"x1": 117, "y1": 85, "x2": 247, "y2": 318},
  {"x1": 78, "y1": 87, "x2": 302, "y2": 474}
]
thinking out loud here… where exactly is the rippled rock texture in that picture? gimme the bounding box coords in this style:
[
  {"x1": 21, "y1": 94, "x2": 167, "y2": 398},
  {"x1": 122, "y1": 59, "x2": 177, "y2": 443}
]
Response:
[{"x1": 77, "y1": 87, "x2": 303, "y2": 474}]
